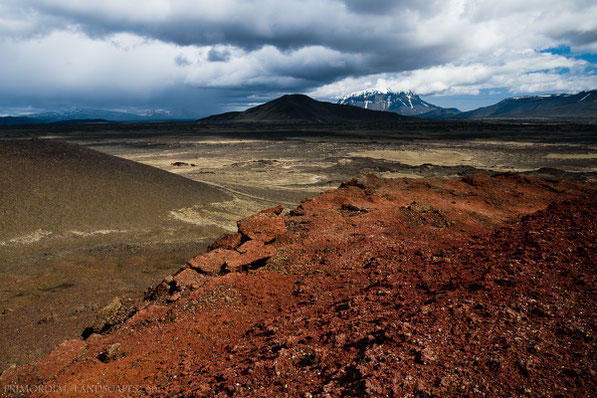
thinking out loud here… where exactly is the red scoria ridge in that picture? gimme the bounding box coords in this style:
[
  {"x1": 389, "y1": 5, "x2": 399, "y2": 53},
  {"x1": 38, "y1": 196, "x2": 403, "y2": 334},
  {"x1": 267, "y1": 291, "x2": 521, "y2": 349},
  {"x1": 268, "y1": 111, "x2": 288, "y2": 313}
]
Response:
[{"x1": 1, "y1": 173, "x2": 596, "y2": 397}]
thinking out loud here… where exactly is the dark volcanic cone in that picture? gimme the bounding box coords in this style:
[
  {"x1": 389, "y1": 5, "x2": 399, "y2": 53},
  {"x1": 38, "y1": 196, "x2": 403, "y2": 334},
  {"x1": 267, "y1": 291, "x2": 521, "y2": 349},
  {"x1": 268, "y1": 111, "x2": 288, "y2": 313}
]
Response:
[{"x1": 198, "y1": 94, "x2": 408, "y2": 123}]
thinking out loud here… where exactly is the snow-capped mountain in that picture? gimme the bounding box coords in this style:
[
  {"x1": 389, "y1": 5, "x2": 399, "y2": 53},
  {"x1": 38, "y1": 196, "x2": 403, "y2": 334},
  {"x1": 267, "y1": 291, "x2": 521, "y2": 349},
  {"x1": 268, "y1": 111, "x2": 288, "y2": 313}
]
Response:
[
  {"x1": 28, "y1": 108, "x2": 146, "y2": 122},
  {"x1": 338, "y1": 90, "x2": 458, "y2": 116},
  {"x1": 139, "y1": 108, "x2": 175, "y2": 119}
]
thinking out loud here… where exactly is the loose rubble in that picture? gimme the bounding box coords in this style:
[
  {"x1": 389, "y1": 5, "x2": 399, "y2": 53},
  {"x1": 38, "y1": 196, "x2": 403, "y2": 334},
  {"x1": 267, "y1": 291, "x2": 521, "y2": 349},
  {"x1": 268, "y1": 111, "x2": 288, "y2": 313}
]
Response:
[{"x1": 2, "y1": 174, "x2": 595, "y2": 397}]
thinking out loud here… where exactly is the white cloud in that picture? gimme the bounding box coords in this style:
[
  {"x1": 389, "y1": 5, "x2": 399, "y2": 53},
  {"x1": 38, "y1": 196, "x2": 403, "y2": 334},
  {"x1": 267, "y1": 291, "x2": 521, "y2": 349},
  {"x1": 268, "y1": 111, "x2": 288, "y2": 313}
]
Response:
[
  {"x1": 0, "y1": 0, "x2": 595, "y2": 114},
  {"x1": 0, "y1": 30, "x2": 196, "y2": 97},
  {"x1": 185, "y1": 45, "x2": 363, "y2": 89},
  {"x1": 310, "y1": 50, "x2": 597, "y2": 98}
]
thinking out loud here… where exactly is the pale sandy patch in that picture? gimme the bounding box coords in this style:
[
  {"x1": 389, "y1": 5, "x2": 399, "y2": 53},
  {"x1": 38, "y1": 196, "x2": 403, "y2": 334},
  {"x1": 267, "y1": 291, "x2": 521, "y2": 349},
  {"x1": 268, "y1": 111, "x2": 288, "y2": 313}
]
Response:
[
  {"x1": 0, "y1": 230, "x2": 52, "y2": 246},
  {"x1": 0, "y1": 229, "x2": 139, "y2": 247},
  {"x1": 378, "y1": 171, "x2": 425, "y2": 179},
  {"x1": 169, "y1": 207, "x2": 224, "y2": 229},
  {"x1": 545, "y1": 153, "x2": 597, "y2": 159},
  {"x1": 193, "y1": 139, "x2": 262, "y2": 145},
  {"x1": 170, "y1": 198, "x2": 266, "y2": 232},
  {"x1": 68, "y1": 229, "x2": 129, "y2": 237},
  {"x1": 473, "y1": 140, "x2": 539, "y2": 147}
]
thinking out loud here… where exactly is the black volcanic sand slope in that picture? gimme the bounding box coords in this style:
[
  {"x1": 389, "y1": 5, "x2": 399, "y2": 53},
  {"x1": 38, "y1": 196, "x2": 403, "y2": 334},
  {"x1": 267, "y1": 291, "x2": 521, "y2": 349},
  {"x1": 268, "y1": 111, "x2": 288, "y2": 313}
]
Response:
[
  {"x1": 198, "y1": 94, "x2": 408, "y2": 123},
  {"x1": 0, "y1": 139, "x2": 229, "y2": 241},
  {"x1": 0, "y1": 139, "x2": 230, "y2": 371}
]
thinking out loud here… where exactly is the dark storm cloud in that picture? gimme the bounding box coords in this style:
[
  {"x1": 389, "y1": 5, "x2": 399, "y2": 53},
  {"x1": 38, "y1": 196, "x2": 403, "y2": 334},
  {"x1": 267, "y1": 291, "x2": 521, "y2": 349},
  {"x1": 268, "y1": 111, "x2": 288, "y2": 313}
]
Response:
[
  {"x1": 341, "y1": 0, "x2": 403, "y2": 14},
  {"x1": 1, "y1": 0, "x2": 596, "y2": 116},
  {"x1": 5, "y1": 0, "x2": 459, "y2": 94},
  {"x1": 9, "y1": 1, "x2": 597, "y2": 73},
  {"x1": 207, "y1": 47, "x2": 232, "y2": 62},
  {"x1": 16, "y1": 1, "x2": 430, "y2": 56},
  {"x1": 343, "y1": 0, "x2": 441, "y2": 16},
  {"x1": 18, "y1": 0, "x2": 593, "y2": 81},
  {"x1": 556, "y1": 30, "x2": 597, "y2": 46}
]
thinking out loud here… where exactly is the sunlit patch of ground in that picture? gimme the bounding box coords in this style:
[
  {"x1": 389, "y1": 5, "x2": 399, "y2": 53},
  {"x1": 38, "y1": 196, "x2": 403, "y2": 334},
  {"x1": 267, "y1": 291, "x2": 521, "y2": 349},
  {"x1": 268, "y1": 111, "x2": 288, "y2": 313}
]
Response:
[
  {"x1": 546, "y1": 153, "x2": 597, "y2": 159},
  {"x1": 170, "y1": 197, "x2": 269, "y2": 232},
  {"x1": 0, "y1": 230, "x2": 53, "y2": 247}
]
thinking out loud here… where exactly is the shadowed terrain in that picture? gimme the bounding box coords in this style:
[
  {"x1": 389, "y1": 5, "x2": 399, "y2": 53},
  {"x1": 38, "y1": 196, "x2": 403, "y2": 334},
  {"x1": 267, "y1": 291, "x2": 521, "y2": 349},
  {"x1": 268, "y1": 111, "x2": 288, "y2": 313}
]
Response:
[{"x1": 0, "y1": 139, "x2": 228, "y2": 241}]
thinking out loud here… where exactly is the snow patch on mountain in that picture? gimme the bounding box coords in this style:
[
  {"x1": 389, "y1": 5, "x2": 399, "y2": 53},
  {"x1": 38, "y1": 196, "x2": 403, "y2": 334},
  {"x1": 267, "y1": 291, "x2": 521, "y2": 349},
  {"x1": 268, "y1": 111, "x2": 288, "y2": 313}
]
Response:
[{"x1": 338, "y1": 90, "x2": 450, "y2": 116}]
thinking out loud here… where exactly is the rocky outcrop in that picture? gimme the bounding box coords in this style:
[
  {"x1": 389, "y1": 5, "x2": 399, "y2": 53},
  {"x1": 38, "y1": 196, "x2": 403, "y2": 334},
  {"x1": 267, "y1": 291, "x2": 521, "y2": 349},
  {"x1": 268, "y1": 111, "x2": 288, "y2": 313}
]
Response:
[
  {"x1": 237, "y1": 206, "x2": 286, "y2": 242},
  {"x1": 187, "y1": 205, "x2": 286, "y2": 274},
  {"x1": 207, "y1": 232, "x2": 242, "y2": 251},
  {"x1": 137, "y1": 206, "x2": 287, "y2": 306},
  {"x1": 4, "y1": 174, "x2": 596, "y2": 397},
  {"x1": 188, "y1": 248, "x2": 239, "y2": 275},
  {"x1": 172, "y1": 268, "x2": 203, "y2": 291},
  {"x1": 81, "y1": 297, "x2": 135, "y2": 339},
  {"x1": 226, "y1": 240, "x2": 277, "y2": 272}
]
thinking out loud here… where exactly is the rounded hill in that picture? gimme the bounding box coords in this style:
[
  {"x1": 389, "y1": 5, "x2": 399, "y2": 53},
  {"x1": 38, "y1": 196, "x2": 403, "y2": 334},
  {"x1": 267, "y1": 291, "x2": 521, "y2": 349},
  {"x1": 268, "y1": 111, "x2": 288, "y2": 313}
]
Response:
[{"x1": 198, "y1": 94, "x2": 408, "y2": 123}]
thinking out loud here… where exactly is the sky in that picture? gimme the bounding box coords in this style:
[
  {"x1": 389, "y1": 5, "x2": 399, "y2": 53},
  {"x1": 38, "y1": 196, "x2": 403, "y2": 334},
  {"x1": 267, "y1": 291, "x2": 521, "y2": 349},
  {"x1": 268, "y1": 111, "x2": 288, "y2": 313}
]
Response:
[{"x1": 1, "y1": 0, "x2": 596, "y2": 117}]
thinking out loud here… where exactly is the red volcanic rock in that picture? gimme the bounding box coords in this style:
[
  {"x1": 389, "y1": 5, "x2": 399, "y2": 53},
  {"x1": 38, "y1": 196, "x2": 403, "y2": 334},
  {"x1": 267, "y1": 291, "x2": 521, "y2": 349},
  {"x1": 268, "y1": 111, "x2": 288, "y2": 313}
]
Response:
[
  {"x1": 237, "y1": 207, "x2": 286, "y2": 242},
  {"x1": 462, "y1": 173, "x2": 491, "y2": 187},
  {"x1": 259, "y1": 204, "x2": 284, "y2": 216},
  {"x1": 125, "y1": 304, "x2": 169, "y2": 328},
  {"x1": 172, "y1": 268, "x2": 203, "y2": 290},
  {"x1": 187, "y1": 248, "x2": 240, "y2": 275},
  {"x1": 236, "y1": 239, "x2": 265, "y2": 254},
  {"x1": 340, "y1": 173, "x2": 384, "y2": 194},
  {"x1": 207, "y1": 232, "x2": 242, "y2": 251},
  {"x1": 5, "y1": 174, "x2": 597, "y2": 397},
  {"x1": 43, "y1": 339, "x2": 86, "y2": 376},
  {"x1": 226, "y1": 240, "x2": 277, "y2": 272}
]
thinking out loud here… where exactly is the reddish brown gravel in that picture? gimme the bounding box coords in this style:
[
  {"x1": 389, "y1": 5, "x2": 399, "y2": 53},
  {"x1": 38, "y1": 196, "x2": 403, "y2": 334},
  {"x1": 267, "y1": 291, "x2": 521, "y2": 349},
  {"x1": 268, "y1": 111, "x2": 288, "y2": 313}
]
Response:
[{"x1": 1, "y1": 173, "x2": 595, "y2": 397}]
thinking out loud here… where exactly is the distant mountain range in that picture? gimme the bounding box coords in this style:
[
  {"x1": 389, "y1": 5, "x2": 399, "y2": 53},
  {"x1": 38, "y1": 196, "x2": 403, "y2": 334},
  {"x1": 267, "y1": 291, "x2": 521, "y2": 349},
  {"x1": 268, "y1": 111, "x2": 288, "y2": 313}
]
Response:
[
  {"x1": 452, "y1": 90, "x2": 597, "y2": 119},
  {"x1": 198, "y1": 94, "x2": 407, "y2": 123},
  {"x1": 338, "y1": 90, "x2": 460, "y2": 116},
  {"x1": 1, "y1": 90, "x2": 595, "y2": 126},
  {"x1": 339, "y1": 89, "x2": 597, "y2": 119},
  {"x1": 0, "y1": 108, "x2": 189, "y2": 125}
]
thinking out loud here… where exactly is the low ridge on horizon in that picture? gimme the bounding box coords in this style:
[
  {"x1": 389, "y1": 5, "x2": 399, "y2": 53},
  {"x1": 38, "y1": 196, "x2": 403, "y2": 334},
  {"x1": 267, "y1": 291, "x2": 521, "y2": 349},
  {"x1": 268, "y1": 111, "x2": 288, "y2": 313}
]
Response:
[
  {"x1": 1, "y1": 90, "x2": 595, "y2": 125},
  {"x1": 453, "y1": 90, "x2": 597, "y2": 119}
]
